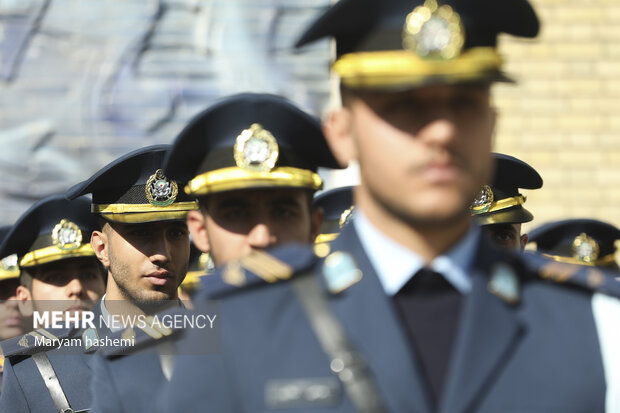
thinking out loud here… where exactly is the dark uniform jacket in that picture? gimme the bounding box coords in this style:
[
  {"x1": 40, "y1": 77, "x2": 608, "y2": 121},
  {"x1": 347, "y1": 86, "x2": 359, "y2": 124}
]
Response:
[
  {"x1": 0, "y1": 303, "x2": 111, "y2": 412},
  {"x1": 157, "y1": 222, "x2": 620, "y2": 412}
]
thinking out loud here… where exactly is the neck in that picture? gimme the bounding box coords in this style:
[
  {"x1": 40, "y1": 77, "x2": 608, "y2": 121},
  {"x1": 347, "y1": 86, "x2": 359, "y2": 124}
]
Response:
[{"x1": 357, "y1": 193, "x2": 472, "y2": 263}]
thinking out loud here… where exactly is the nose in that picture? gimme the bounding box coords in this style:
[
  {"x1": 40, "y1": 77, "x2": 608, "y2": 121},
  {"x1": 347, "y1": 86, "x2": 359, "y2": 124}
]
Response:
[
  {"x1": 419, "y1": 116, "x2": 457, "y2": 148},
  {"x1": 65, "y1": 277, "x2": 85, "y2": 298},
  {"x1": 149, "y1": 232, "x2": 172, "y2": 266},
  {"x1": 247, "y1": 223, "x2": 276, "y2": 249}
]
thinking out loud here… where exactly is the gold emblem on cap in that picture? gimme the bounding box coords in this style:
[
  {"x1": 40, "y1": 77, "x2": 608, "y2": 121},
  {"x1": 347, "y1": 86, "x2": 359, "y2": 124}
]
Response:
[
  {"x1": 402, "y1": 0, "x2": 465, "y2": 60},
  {"x1": 233, "y1": 123, "x2": 279, "y2": 172},
  {"x1": 146, "y1": 169, "x2": 178, "y2": 207},
  {"x1": 470, "y1": 185, "x2": 494, "y2": 215},
  {"x1": 0, "y1": 253, "x2": 18, "y2": 272},
  {"x1": 339, "y1": 206, "x2": 355, "y2": 229},
  {"x1": 52, "y1": 219, "x2": 83, "y2": 251},
  {"x1": 572, "y1": 233, "x2": 600, "y2": 263}
]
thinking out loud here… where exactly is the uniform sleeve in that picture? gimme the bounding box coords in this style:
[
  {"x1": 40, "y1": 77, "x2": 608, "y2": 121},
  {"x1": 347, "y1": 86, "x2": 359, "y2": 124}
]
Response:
[
  {"x1": 89, "y1": 352, "x2": 124, "y2": 413},
  {"x1": 592, "y1": 292, "x2": 620, "y2": 413},
  {"x1": 0, "y1": 358, "x2": 31, "y2": 411}
]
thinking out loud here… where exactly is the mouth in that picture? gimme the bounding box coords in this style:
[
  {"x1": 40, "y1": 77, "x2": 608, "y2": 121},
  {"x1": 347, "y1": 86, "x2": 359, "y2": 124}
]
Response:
[
  {"x1": 2, "y1": 316, "x2": 22, "y2": 327},
  {"x1": 144, "y1": 270, "x2": 173, "y2": 287},
  {"x1": 65, "y1": 303, "x2": 92, "y2": 312}
]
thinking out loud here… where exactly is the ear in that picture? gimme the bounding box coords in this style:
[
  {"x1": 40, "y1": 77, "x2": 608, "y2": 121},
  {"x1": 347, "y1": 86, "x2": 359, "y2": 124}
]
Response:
[
  {"x1": 520, "y1": 233, "x2": 529, "y2": 250},
  {"x1": 91, "y1": 229, "x2": 110, "y2": 267},
  {"x1": 16, "y1": 286, "x2": 34, "y2": 317},
  {"x1": 323, "y1": 108, "x2": 357, "y2": 168},
  {"x1": 187, "y1": 209, "x2": 210, "y2": 254},
  {"x1": 309, "y1": 206, "x2": 324, "y2": 243}
]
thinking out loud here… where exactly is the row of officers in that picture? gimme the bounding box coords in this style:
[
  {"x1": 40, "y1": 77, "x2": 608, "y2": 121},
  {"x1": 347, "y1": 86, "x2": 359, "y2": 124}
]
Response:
[{"x1": 1, "y1": 0, "x2": 620, "y2": 411}]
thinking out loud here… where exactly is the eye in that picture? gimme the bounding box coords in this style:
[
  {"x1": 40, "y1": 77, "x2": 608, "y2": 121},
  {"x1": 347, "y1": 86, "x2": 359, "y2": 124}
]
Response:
[
  {"x1": 494, "y1": 232, "x2": 515, "y2": 242},
  {"x1": 40, "y1": 272, "x2": 68, "y2": 286},
  {"x1": 168, "y1": 227, "x2": 189, "y2": 239},
  {"x1": 79, "y1": 271, "x2": 101, "y2": 281},
  {"x1": 222, "y1": 207, "x2": 250, "y2": 220}
]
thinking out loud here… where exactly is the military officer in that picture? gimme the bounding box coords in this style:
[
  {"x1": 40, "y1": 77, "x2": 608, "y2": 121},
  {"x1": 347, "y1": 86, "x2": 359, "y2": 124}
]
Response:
[
  {"x1": 0, "y1": 226, "x2": 27, "y2": 342},
  {"x1": 0, "y1": 226, "x2": 27, "y2": 392},
  {"x1": 471, "y1": 153, "x2": 543, "y2": 251},
  {"x1": 160, "y1": 0, "x2": 620, "y2": 412},
  {"x1": 0, "y1": 195, "x2": 106, "y2": 412},
  {"x1": 528, "y1": 218, "x2": 620, "y2": 272},
  {"x1": 1, "y1": 145, "x2": 197, "y2": 412},
  {"x1": 88, "y1": 93, "x2": 341, "y2": 413}
]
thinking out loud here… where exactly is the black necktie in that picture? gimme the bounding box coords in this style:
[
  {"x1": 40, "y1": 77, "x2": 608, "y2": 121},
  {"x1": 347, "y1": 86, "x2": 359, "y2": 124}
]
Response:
[{"x1": 393, "y1": 268, "x2": 463, "y2": 407}]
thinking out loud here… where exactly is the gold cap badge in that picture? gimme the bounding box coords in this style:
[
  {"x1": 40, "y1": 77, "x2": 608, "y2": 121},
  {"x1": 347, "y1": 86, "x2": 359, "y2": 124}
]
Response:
[
  {"x1": 572, "y1": 233, "x2": 600, "y2": 264},
  {"x1": 52, "y1": 219, "x2": 82, "y2": 251},
  {"x1": 233, "y1": 123, "x2": 279, "y2": 172},
  {"x1": 470, "y1": 185, "x2": 494, "y2": 215},
  {"x1": 146, "y1": 169, "x2": 178, "y2": 207},
  {"x1": 403, "y1": 0, "x2": 465, "y2": 60}
]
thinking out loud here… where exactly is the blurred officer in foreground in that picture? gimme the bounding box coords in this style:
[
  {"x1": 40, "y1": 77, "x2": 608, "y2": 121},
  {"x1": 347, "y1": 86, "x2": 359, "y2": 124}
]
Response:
[
  {"x1": 0, "y1": 195, "x2": 106, "y2": 411},
  {"x1": 160, "y1": 0, "x2": 620, "y2": 412},
  {"x1": 88, "y1": 93, "x2": 341, "y2": 413},
  {"x1": 471, "y1": 153, "x2": 543, "y2": 251},
  {"x1": 528, "y1": 219, "x2": 620, "y2": 272}
]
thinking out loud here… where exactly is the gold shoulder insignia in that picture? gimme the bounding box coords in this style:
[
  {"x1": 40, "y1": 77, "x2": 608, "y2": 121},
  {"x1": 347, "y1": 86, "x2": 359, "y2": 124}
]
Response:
[
  {"x1": 539, "y1": 261, "x2": 579, "y2": 283},
  {"x1": 18, "y1": 335, "x2": 29, "y2": 348}
]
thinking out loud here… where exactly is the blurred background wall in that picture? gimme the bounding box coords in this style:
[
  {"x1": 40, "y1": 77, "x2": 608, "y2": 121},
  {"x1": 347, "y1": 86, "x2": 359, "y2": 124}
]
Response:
[{"x1": 0, "y1": 0, "x2": 619, "y2": 257}]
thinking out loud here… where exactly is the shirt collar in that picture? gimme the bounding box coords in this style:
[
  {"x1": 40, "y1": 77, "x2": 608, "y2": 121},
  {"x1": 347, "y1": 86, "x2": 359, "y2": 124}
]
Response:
[
  {"x1": 100, "y1": 294, "x2": 124, "y2": 332},
  {"x1": 353, "y1": 209, "x2": 479, "y2": 296}
]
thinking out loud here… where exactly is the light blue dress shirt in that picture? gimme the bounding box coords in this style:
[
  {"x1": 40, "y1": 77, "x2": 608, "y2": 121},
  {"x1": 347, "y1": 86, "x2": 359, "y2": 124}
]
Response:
[{"x1": 353, "y1": 209, "x2": 479, "y2": 296}]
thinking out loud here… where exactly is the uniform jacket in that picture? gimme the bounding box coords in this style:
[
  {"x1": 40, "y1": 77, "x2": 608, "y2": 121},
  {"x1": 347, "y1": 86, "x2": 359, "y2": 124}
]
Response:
[
  {"x1": 158, "y1": 223, "x2": 620, "y2": 412},
  {"x1": 0, "y1": 303, "x2": 111, "y2": 412}
]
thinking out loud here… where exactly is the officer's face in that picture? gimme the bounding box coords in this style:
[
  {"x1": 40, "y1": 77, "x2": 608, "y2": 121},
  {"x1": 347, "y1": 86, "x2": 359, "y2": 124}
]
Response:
[
  {"x1": 0, "y1": 279, "x2": 29, "y2": 340},
  {"x1": 189, "y1": 189, "x2": 322, "y2": 267},
  {"x1": 326, "y1": 84, "x2": 495, "y2": 227},
  {"x1": 16, "y1": 257, "x2": 105, "y2": 313},
  {"x1": 483, "y1": 223, "x2": 528, "y2": 251},
  {"x1": 93, "y1": 220, "x2": 190, "y2": 303}
]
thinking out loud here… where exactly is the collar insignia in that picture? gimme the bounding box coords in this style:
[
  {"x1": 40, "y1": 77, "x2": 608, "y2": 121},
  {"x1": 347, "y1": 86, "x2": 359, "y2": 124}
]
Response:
[
  {"x1": 82, "y1": 328, "x2": 100, "y2": 352},
  {"x1": 18, "y1": 335, "x2": 29, "y2": 348},
  {"x1": 403, "y1": 0, "x2": 465, "y2": 60},
  {"x1": 146, "y1": 169, "x2": 178, "y2": 207},
  {"x1": 234, "y1": 123, "x2": 279, "y2": 172},
  {"x1": 322, "y1": 251, "x2": 362, "y2": 294},
  {"x1": 52, "y1": 219, "x2": 82, "y2": 251},
  {"x1": 470, "y1": 185, "x2": 494, "y2": 215},
  {"x1": 488, "y1": 263, "x2": 520, "y2": 305},
  {"x1": 572, "y1": 233, "x2": 599, "y2": 263},
  {"x1": 222, "y1": 260, "x2": 246, "y2": 287}
]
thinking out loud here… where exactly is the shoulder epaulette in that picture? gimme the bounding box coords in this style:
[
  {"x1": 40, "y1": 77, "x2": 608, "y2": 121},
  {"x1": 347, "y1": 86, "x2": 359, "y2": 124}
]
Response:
[
  {"x1": 0, "y1": 327, "x2": 77, "y2": 358},
  {"x1": 198, "y1": 243, "x2": 319, "y2": 298},
  {"x1": 100, "y1": 307, "x2": 187, "y2": 357},
  {"x1": 523, "y1": 251, "x2": 620, "y2": 297}
]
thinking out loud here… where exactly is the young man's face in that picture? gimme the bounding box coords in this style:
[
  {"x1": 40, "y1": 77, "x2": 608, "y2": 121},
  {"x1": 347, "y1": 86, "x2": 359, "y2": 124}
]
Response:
[
  {"x1": 327, "y1": 84, "x2": 496, "y2": 227},
  {"x1": 93, "y1": 220, "x2": 190, "y2": 303},
  {"x1": 0, "y1": 278, "x2": 29, "y2": 340},
  {"x1": 188, "y1": 189, "x2": 322, "y2": 267},
  {"x1": 483, "y1": 223, "x2": 528, "y2": 251},
  {"x1": 16, "y1": 257, "x2": 105, "y2": 313}
]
